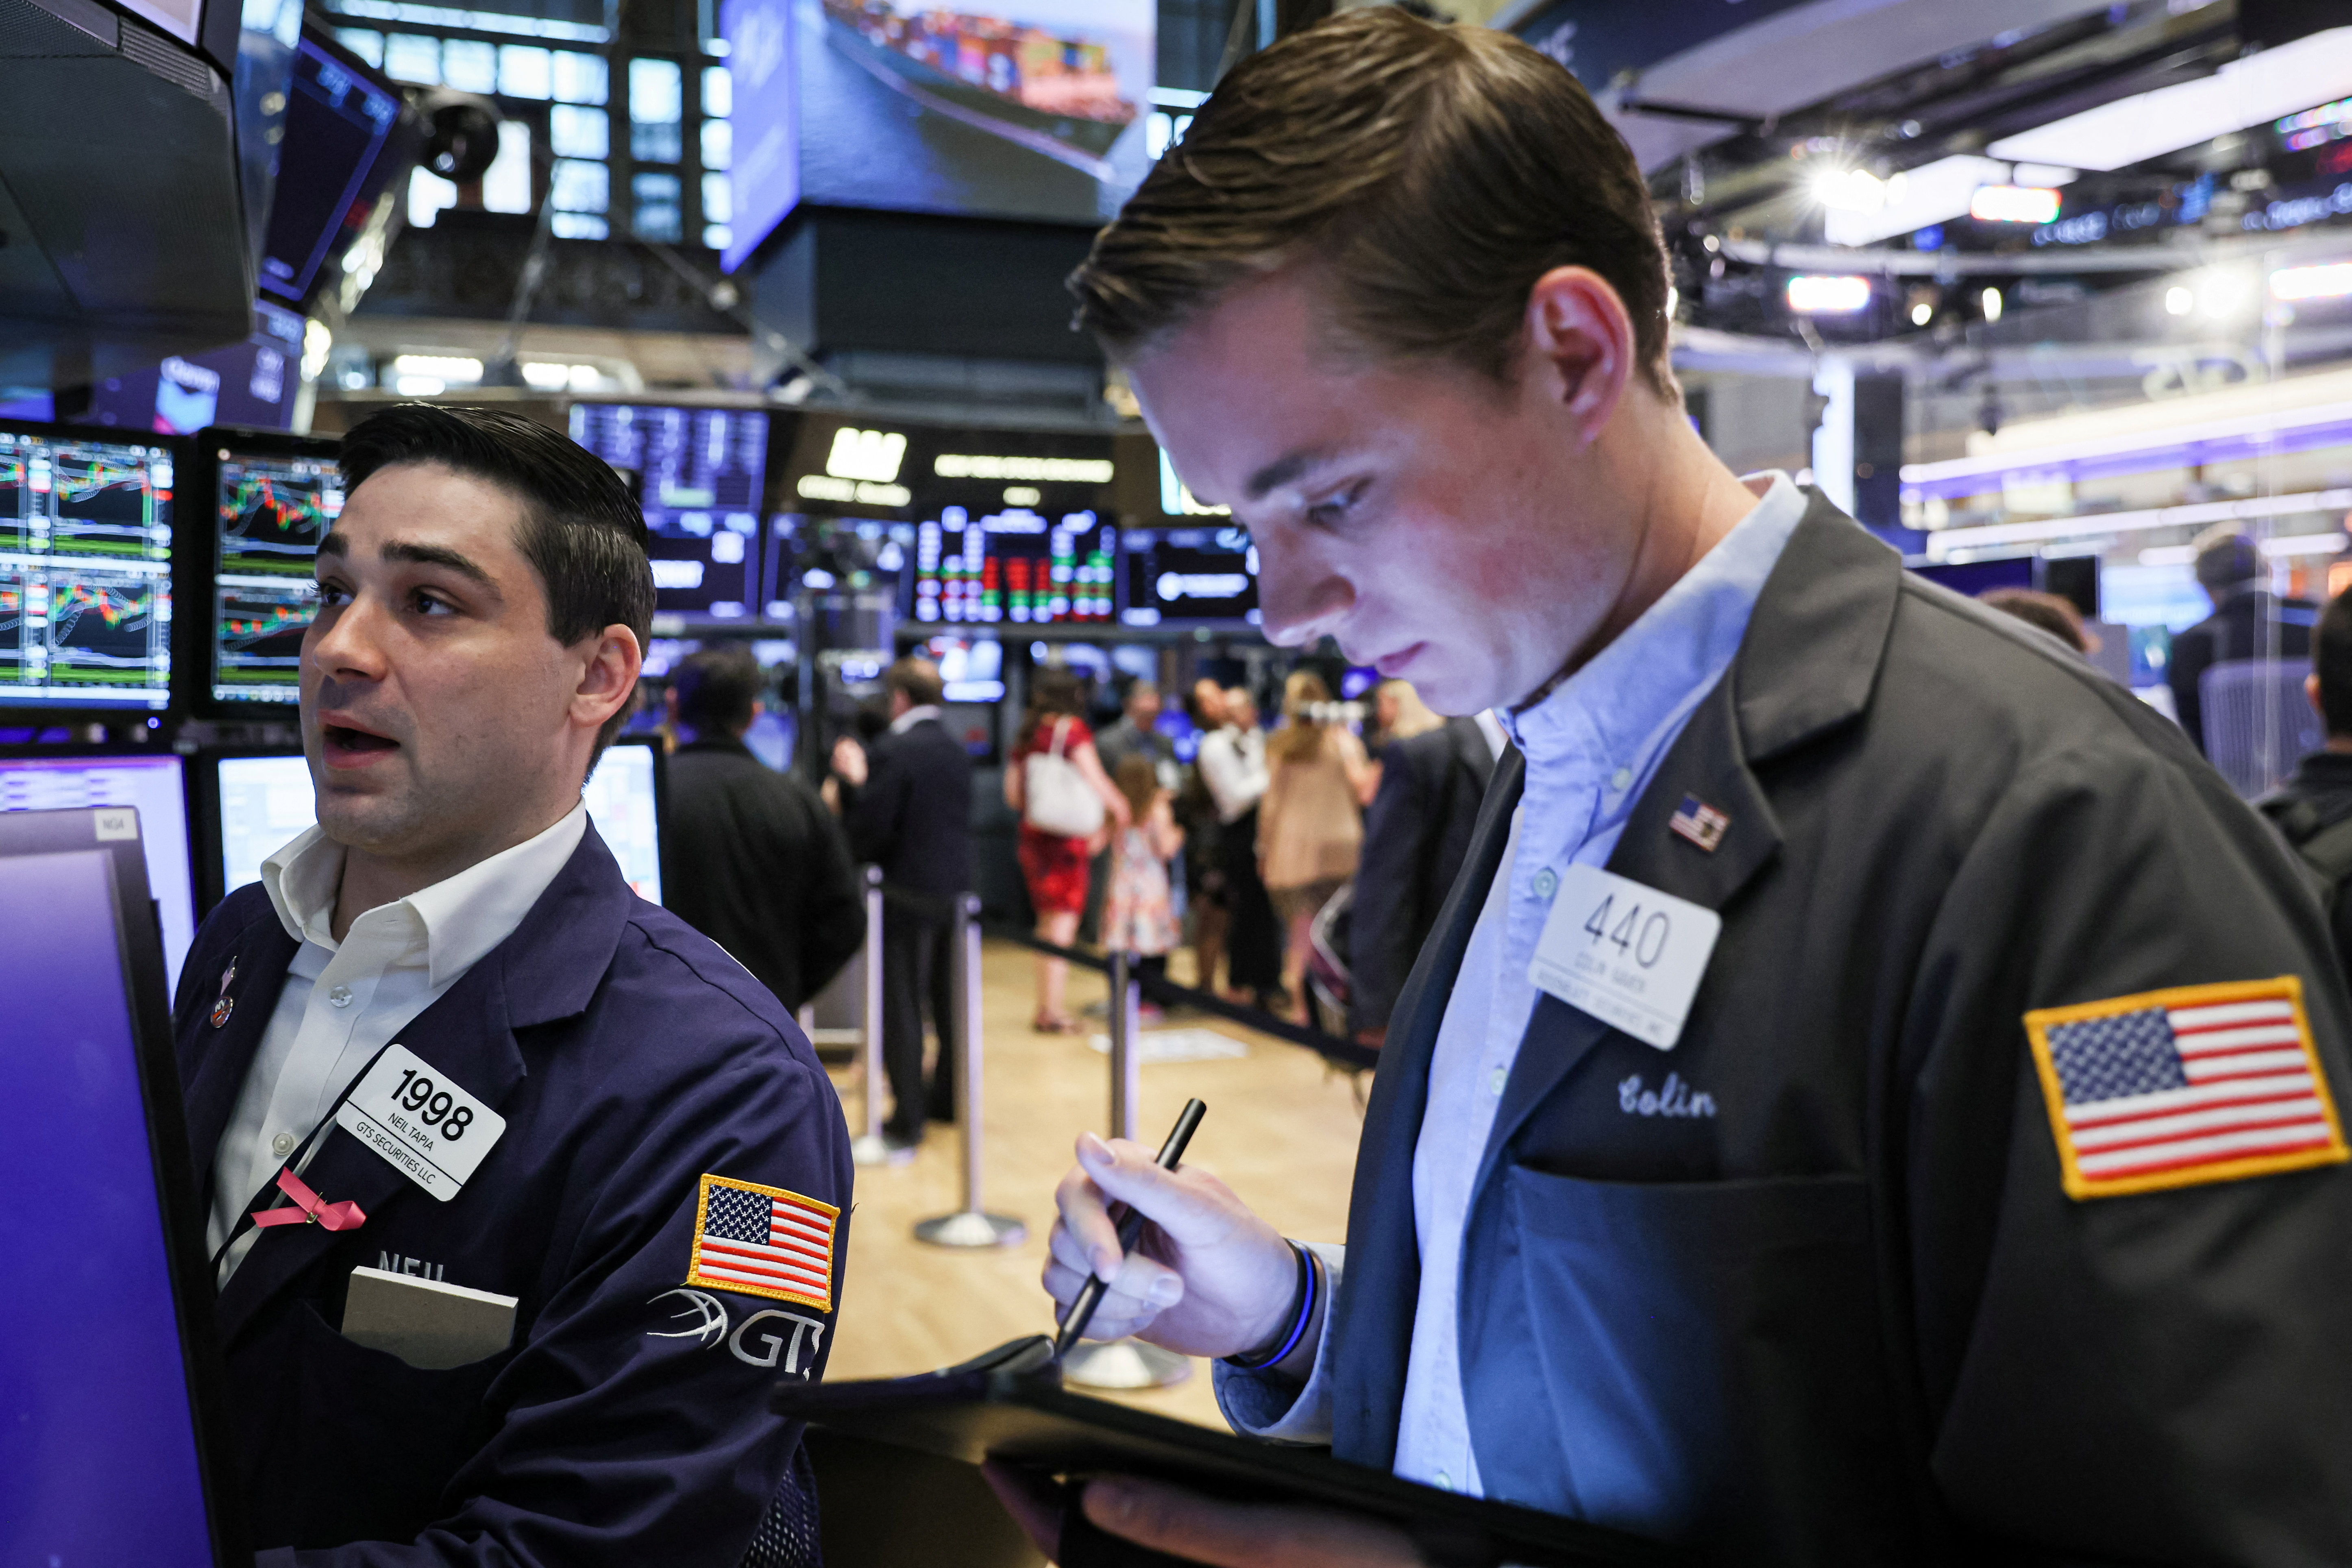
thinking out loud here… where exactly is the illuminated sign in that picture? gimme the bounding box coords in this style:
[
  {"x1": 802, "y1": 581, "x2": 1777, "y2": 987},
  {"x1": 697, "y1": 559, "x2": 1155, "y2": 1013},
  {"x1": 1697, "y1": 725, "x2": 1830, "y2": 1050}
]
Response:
[
  {"x1": 795, "y1": 474, "x2": 911, "y2": 506},
  {"x1": 932, "y1": 453, "x2": 1116, "y2": 483},
  {"x1": 824, "y1": 427, "x2": 907, "y2": 483},
  {"x1": 1785, "y1": 274, "x2": 1871, "y2": 315},
  {"x1": 1969, "y1": 184, "x2": 2063, "y2": 224}
]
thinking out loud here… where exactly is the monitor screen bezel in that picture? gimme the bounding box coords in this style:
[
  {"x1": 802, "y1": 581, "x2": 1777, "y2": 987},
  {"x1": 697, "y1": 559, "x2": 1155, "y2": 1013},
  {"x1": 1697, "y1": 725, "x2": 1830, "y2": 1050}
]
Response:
[
  {"x1": 0, "y1": 418, "x2": 188, "y2": 720},
  {"x1": 176, "y1": 426, "x2": 342, "y2": 719},
  {"x1": 0, "y1": 806, "x2": 253, "y2": 1566},
  {"x1": 0, "y1": 743, "x2": 204, "y2": 956}
]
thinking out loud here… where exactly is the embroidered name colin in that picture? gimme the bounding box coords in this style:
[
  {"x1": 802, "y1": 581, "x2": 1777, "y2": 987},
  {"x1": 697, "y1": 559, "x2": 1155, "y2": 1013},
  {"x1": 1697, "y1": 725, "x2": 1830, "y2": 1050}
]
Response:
[{"x1": 1619, "y1": 1072, "x2": 1716, "y2": 1118}]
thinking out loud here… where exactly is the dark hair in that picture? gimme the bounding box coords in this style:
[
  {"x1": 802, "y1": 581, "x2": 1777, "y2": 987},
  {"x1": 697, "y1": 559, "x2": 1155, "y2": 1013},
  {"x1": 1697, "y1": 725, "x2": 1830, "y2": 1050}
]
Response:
[
  {"x1": 340, "y1": 403, "x2": 654, "y2": 764},
  {"x1": 1021, "y1": 665, "x2": 1085, "y2": 749},
  {"x1": 884, "y1": 656, "x2": 945, "y2": 708},
  {"x1": 2317, "y1": 590, "x2": 2352, "y2": 737},
  {"x1": 1980, "y1": 588, "x2": 2088, "y2": 655},
  {"x1": 672, "y1": 647, "x2": 760, "y2": 735},
  {"x1": 2194, "y1": 527, "x2": 2260, "y2": 593},
  {"x1": 1114, "y1": 752, "x2": 1159, "y2": 819},
  {"x1": 1068, "y1": 9, "x2": 1673, "y2": 396}
]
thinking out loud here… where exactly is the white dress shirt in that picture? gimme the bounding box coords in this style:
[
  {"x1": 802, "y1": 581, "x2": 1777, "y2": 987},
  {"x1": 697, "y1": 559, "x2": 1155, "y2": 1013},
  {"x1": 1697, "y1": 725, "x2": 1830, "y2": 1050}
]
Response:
[
  {"x1": 1196, "y1": 725, "x2": 1270, "y2": 824},
  {"x1": 1215, "y1": 474, "x2": 1810, "y2": 1492},
  {"x1": 206, "y1": 801, "x2": 590, "y2": 1284},
  {"x1": 889, "y1": 703, "x2": 942, "y2": 734}
]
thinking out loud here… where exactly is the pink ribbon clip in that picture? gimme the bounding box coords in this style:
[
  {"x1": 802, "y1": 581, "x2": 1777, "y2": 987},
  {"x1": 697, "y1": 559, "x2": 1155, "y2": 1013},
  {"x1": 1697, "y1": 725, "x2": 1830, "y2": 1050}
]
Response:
[{"x1": 250, "y1": 1166, "x2": 367, "y2": 1232}]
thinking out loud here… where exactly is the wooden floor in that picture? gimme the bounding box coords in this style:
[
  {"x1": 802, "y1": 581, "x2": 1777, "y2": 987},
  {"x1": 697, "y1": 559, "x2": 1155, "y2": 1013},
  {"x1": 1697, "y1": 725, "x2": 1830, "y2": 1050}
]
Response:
[{"x1": 820, "y1": 941, "x2": 1367, "y2": 1430}]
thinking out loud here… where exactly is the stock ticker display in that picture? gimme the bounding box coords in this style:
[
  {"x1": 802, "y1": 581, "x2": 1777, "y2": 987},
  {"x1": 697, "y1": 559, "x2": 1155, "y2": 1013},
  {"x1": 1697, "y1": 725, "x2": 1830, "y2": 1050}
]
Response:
[
  {"x1": 0, "y1": 429, "x2": 174, "y2": 710},
  {"x1": 211, "y1": 446, "x2": 340, "y2": 704},
  {"x1": 1119, "y1": 525, "x2": 1259, "y2": 626},
  {"x1": 570, "y1": 405, "x2": 770, "y2": 619},
  {"x1": 911, "y1": 508, "x2": 1115, "y2": 626}
]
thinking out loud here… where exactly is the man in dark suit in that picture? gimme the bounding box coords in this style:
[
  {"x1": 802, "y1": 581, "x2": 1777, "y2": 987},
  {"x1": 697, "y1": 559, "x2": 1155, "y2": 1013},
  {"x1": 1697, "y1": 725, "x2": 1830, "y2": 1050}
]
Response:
[
  {"x1": 845, "y1": 656, "x2": 973, "y2": 1148},
  {"x1": 2167, "y1": 525, "x2": 2317, "y2": 753},
  {"x1": 664, "y1": 647, "x2": 865, "y2": 1014},
  {"x1": 1347, "y1": 710, "x2": 1504, "y2": 1042}
]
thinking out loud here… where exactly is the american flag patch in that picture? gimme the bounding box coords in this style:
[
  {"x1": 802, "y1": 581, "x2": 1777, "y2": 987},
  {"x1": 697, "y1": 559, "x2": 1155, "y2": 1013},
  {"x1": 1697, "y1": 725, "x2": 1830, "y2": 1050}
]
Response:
[
  {"x1": 1668, "y1": 794, "x2": 1729, "y2": 852},
  {"x1": 684, "y1": 1174, "x2": 838, "y2": 1310},
  {"x1": 2024, "y1": 977, "x2": 2349, "y2": 1200}
]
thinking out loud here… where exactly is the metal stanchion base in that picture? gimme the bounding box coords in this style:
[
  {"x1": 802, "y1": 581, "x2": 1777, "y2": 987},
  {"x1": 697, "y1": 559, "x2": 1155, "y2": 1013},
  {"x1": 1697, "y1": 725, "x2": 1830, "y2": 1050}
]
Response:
[
  {"x1": 913, "y1": 1209, "x2": 1027, "y2": 1248},
  {"x1": 850, "y1": 1134, "x2": 910, "y2": 1167},
  {"x1": 1061, "y1": 1338, "x2": 1192, "y2": 1390}
]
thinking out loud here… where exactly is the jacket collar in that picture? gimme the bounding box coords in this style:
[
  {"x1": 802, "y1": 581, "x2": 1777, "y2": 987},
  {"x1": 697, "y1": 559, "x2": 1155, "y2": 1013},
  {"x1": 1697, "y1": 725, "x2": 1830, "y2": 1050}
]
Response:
[
  {"x1": 211, "y1": 821, "x2": 636, "y2": 1347},
  {"x1": 182, "y1": 903, "x2": 301, "y2": 1203},
  {"x1": 1326, "y1": 491, "x2": 1903, "y2": 1468}
]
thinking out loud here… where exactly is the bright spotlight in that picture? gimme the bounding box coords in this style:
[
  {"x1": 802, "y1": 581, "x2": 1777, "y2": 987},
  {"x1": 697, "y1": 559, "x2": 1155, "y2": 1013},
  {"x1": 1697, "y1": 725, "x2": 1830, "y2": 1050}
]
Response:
[
  {"x1": 1980, "y1": 287, "x2": 2004, "y2": 323},
  {"x1": 1811, "y1": 167, "x2": 1886, "y2": 213},
  {"x1": 2197, "y1": 270, "x2": 2251, "y2": 319},
  {"x1": 2165, "y1": 285, "x2": 2195, "y2": 316},
  {"x1": 1786, "y1": 274, "x2": 1872, "y2": 314},
  {"x1": 1910, "y1": 301, "x2": 1934, "y2": 326}
]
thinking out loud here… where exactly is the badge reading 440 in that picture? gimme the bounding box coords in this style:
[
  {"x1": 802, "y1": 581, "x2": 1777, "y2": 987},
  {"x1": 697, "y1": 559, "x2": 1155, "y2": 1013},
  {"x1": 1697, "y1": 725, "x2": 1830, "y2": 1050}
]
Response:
[
  {"x1": 1529, "y1": 864, "x2": 1722, "y2": 1050},
  {"x1": 334, "y1": 1043, "x2": 507, "y2": 1202}
]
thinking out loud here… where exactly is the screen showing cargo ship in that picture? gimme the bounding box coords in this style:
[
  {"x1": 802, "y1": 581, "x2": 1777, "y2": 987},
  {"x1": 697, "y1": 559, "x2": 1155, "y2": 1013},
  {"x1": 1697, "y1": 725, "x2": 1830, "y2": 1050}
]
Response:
[
  {"x1": 570, "y1": 405, "x2": 770, "y2": 621},
  {"x1": 0, "y1": 425, "x2": 175, "y2": 711},
  {"x1": 909, "y1": 507, "x2": 1113, "y2": 627},
  {"x1": 790, "y1": 0, "x2": 1154, "y2": 227},
  {"x1": 210, "y1": 438, "x2": 341, "y2": 706},
  {"x1": 1119, "y1": 525, "x2": 1257, "y2": 627}
]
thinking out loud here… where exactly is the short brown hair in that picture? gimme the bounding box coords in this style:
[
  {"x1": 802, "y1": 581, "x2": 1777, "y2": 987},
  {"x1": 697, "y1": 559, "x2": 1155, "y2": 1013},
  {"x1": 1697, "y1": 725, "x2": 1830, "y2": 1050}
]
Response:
[
  {"x1": 884, "y1": 656, "x2": 944, "y2": 708},
  {"x1": 1068, "y1": 9, "x2": 1673, "y2": 394}
]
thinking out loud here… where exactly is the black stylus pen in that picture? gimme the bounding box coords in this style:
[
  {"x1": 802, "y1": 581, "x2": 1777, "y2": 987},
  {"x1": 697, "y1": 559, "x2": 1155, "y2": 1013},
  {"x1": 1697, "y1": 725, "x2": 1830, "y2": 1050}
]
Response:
[{"x1": 1054, "y1": 1097, "x2": 1207, "y2": 1359}]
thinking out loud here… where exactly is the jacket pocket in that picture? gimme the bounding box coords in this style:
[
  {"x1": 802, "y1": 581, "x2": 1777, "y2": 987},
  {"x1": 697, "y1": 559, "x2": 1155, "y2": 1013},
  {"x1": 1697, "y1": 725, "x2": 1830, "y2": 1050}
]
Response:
[{"x1": 1464, "y1": 1163, "x2": 1914, "y2": 1564}]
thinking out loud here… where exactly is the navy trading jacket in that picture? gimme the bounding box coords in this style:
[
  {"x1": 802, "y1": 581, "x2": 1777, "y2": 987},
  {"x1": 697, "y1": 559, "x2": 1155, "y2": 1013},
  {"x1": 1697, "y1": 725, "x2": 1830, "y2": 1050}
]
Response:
[
  {"x1": 169, "y1": 821, "x2": 853, "y2": 1567},
  {"x1": 1325, "y1": 495, "x2": 2352, "y2": 1564}
]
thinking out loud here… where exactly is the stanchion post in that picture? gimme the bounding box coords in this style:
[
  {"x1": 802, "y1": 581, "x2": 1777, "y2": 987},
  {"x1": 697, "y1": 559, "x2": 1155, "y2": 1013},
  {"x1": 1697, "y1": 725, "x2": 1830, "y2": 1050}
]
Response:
[
  {"x1": 1063, "y1": 943, "x2": 1190, "y2": 1390},
  {"x1": 848, "y1": 867, "x2": 893, "y2": 1167},
  {"x1": 915, "y1": 894, "x2": 1026, "y2": 1248}
]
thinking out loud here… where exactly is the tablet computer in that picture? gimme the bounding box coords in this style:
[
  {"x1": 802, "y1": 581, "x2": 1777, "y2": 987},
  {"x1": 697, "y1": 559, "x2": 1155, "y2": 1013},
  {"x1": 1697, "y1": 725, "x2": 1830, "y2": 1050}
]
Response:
[{"x1": 774, "y1": 1338, "x2": 1676, "y2": 1568}]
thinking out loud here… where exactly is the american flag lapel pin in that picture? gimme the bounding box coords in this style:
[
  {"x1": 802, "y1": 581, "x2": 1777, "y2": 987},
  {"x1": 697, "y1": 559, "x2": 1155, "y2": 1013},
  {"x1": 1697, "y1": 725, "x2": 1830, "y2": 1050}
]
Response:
[
  {"x1": 2023, "y1": 976, "x2": 2349, "y2": 1200},
  {"x1": 1668, "y1": 795, "x2": 1729, "y2": 853},
  {"x1": 210, "y1": 957, "x2": 238, "y2": 1028}
]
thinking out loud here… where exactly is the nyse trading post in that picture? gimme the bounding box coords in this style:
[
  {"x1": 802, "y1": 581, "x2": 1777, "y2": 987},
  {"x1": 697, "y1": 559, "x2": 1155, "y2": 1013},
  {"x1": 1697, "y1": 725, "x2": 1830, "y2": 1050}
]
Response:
[
  {"x1": 910, "y1": 507, "x2": 1114, "y2": 626},
  {"x1": 570, "y1": 405, "x2": 770, "y2": 621},
  {"x1": 1119, "y1": 525, "x2": 1259, "y2": 627},
  {"x1": 0, "y1": 429, "x2": 174, "y2": 710},
  {"x1": 211, "y1": 447, "x2": 341, "y2": 704}
]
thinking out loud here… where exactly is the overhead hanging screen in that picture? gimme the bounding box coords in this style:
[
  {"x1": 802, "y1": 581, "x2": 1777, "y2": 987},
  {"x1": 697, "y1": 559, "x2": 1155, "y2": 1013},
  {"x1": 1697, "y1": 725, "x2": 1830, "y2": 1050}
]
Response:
[{"x1": 570, "y1": 405, "x2": 771, "y2": 623}]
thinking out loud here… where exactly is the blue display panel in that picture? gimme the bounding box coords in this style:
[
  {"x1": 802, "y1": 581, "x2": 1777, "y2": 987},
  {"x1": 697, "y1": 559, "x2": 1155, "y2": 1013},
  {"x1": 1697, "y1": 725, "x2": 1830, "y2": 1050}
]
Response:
[
  {"x1": 0, "y1": 837, "x2": 218, "y2": 1567},
  {"x1": 720, "y1": 0, "x2": 800, "y2": 271},
  {"x1": 0, "y1": 427, "x2": 176, "y2": 710},
  {"x1": 0, "y1": 752, "x2": 196, "y2": 991},
  {"x1": 208, "y1": 438, "x2": 341, "y2": 707},
  {"x1": 568, "y1": 405, "x2": 771, "y2": 622},
  {"x1": 258, "y1": 33, "x2": 405, "y2": 307},
  {"x1": 213, "y1": 743, "x2": 664, "y2": 904}
]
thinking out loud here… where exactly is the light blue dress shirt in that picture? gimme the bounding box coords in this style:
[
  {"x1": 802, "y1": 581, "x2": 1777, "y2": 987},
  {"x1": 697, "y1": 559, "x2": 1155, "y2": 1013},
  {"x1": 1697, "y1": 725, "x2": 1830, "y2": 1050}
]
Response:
[{"x1": 1215, "y1": 474, "x2": 1809, "y2": 1495}]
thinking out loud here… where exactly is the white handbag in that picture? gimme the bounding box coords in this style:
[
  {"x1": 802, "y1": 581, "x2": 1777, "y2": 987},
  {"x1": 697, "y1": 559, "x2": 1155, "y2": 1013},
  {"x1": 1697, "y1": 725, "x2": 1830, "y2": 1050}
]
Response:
[{"x1": 1024, "y1": 717, "x2": 1106, "y2": 838}]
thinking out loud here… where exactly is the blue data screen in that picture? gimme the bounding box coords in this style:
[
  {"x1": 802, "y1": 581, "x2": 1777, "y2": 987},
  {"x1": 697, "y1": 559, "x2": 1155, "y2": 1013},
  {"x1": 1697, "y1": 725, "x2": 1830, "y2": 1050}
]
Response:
[{"x1": 0, "y1": 844, "x2": 216, "y2": 1565}]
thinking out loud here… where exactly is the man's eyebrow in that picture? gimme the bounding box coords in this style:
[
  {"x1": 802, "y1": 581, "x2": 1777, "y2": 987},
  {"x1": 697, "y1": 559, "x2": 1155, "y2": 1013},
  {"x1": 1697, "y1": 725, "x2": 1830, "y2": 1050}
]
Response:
[
  {"x1": 316, "y1": 531, "x2": 348, "y2": 559},
  {"x1": 1242, "y1": 447, "x2": 1339, "y2": 503},
  {"x1": 381, "y1": 539, "x2": 500, "y2": 592}
]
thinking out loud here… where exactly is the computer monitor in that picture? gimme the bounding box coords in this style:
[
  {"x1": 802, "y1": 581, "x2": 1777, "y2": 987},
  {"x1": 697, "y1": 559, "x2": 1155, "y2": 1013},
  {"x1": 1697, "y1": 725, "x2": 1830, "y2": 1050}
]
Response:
[
  {"x1": 205, "y1": 738, "x2": 666, "y2": 908},
  {"x1": 1116, "y1": 523, "x2": 1259, "y2": 628},
  {"x1": 257, "y1": 27, "x2": 408, "y2": 309},
  {"x1": 183, "y1": 428, "x2": 343, "y2": 713},
  {"x1": 0, "y1": 422, "x2": 179, "y2": 713},
  {"x1": 907, "y1": 507, "x2": 1117, "y2": 628},
  {"x1": 0, "y1": 806, "x2": 246, "y2": 1566},
  {"x1": 0, "y1": 748, "x2": 197, "y2": 991},
  {"x1": 568, "y1": 405, "x2": 771, "y2": 622}
]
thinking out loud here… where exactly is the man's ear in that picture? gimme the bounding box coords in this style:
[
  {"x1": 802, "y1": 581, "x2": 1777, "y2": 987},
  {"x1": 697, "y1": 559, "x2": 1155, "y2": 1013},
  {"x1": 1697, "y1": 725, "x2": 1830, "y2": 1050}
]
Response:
[
  {"x1": 1521, "y1": 266, "x2": 1636, "y2": 447},
  {"x1": 575, "y1": 625, "x2": 643, "y2": 734}
]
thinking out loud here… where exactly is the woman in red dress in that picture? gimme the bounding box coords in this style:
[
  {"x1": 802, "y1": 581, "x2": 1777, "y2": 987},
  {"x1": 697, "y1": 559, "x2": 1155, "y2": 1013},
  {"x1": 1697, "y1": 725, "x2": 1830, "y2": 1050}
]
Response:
[{"x1": 1004, "y1": 666, "x2": 1130, "y2": 1032}]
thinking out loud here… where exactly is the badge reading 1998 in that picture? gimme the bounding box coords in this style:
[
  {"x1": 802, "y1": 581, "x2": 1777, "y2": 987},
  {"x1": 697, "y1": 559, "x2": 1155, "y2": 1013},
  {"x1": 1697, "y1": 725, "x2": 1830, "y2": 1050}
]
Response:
[
  {"x1": 1528, "y1": 864, "x2": 1722, "y2": 1050},
  {"x1": 333, "y1": 1043, "x2": 507, "y2": 1202}
]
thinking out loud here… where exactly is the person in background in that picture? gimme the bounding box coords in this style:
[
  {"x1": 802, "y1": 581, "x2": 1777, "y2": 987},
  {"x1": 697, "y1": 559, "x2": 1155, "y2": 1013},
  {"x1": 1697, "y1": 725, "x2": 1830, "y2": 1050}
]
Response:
[
  {"x1": 1257, "y1": 670, "x2": 1375, "y2": 1020},
  {"x1": 664, "y1": 647, "x2": 866, "y2": 1016},
  {"x1": 1347, "y1": 682, "x2": 1506, "y2": 1044},
  {"x1": 1177, "y1": 680, "x2": 1233, "y2": 996},
  {"x1": 1200, "y1": 684, "x2": 1283, "y2": 1008},
  {"x1": 1006, "y1": 665, "x2": 1130, "y2": 1033},
  {"x1": 822, "y1": 697, "x2": 891, "y2": 818},
  {"x1": 1096, "y1": 677, "x2": 1179, "y2": 786},
  {"x1": 2261, "y1": 588, "x2": 2352, "y2": 980},
  {"x1": 1980, "y1": 587, "x2": 2096, "y2": 657},
  {"x1": 2168, "y1": 524, "x2": 2317, "y2": 754},
  {"x1": 844, "y1": 657, "x2": 972, "y2": 1151},
  {"x1": 1103, "y1": 753, "x2": 1185, "y2": 993}
]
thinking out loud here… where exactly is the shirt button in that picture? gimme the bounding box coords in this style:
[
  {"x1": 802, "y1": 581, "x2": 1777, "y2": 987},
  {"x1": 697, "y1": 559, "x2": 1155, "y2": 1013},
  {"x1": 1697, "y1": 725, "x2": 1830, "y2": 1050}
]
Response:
[
  {"x1": 1434, "y1": 1471, "x2": 1451, "y2": 1491},
  {"x1": 1490, "y1": 1067, "x2": 1507, "y2": 1095},
  {"x1": 271, "y1": 1132, "x2": 294, "y2": 1157},
  {"x1": 1610, "y1": 767, "x2": 1633, "y2": 791},
  {"x1": 328, "y1": 985, "x2": 353, "y2": 1008},
  {"x1": 1531, "y1": 867, "x2": 1558, "y2": 900}
]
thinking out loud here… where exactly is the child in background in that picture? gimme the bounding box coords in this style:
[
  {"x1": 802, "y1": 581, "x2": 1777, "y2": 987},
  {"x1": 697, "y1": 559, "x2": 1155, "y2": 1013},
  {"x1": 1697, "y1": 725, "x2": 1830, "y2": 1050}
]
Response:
[{"x1": 1104, "y1": 754, "x2": 1185, "y2": 991}]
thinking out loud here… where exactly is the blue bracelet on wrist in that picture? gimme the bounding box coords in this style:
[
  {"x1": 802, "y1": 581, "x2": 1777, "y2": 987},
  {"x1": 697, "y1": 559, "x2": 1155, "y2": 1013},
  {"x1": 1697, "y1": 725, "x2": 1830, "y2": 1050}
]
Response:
[{"x1": 1222, "y1": 1242, "x2": 1318, "y2": 1372}]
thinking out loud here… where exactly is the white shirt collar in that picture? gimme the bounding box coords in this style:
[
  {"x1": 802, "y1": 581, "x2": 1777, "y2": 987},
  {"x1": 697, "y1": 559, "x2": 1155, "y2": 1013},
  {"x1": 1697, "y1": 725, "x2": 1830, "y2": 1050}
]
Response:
[
  {"x1": 890, "y1": 703, "x2": 942, "y2": 734},
  {"x1": 259, "y1": 801, "x2": 592, "y2": 991},
  {"x1": 1501, "y1": 471, "x2": 1807, "y2": 770}
]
